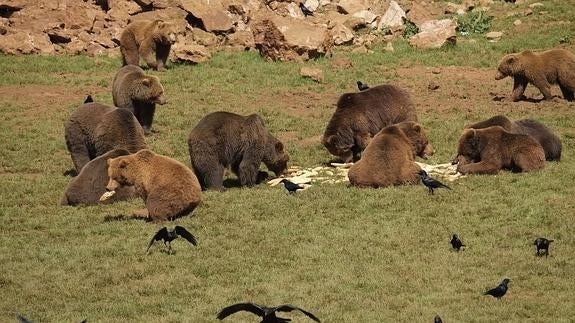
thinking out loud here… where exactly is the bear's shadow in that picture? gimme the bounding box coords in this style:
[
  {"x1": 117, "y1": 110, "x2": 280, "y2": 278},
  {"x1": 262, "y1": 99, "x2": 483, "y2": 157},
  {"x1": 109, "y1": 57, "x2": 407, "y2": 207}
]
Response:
[
  {"x1": 103, "y1": 213, "x2": 150, "y2": 222},
  {"x1": 220, "y1": 171, "x2": 270, "y2": 189}
]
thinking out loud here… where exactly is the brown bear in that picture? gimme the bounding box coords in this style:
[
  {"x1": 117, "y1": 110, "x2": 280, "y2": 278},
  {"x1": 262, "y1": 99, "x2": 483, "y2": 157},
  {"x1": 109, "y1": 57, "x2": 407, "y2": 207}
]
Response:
[
  {"x1": 465, "y1": 115, "x2": 561, "y2": 161},
  {"x1": 322, "y1": 84, "x2": 418, "y2": 163},
  {"x1": 495, "y1": 49, "x2": 575, "y2": 101},
  {"x1": 187, "y1": 111, "x2": 290, "y2": 190},
  {"x1": 112, "y1": 65, "x2": 167, "y2": 135},
  {"x1": 455, "y1": 126, "x2": 545, "y2": 175},
  {"x1": 60, "y1": 149, "x2": 136, "y2": 206},
  {"x1": 106, "y1": 149, "x2": 202, "y2": 222},
  {"x1": 119, "y1": 19, "x2": 177, "y2": 71},
  {"x1": 64, "y1": 102, "x2": 147, "y2": 172},
  {"x1": 348, "y1": 121, "x2": 434, "y2": 188}
]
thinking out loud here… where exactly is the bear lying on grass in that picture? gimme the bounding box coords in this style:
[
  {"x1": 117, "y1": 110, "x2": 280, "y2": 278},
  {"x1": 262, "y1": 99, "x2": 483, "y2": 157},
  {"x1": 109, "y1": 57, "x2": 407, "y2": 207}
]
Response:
[
  {"x1": 495, "y1": 49, "x2": 575, "y2": 101},
  {"x1": 348, "y1": 121, "x2": 434, "y2": 188},
  {"x1": 322, "y1": 84, "x2": 418, "y2": 163},
  {"x1": 466, "y1": 115, "x2": 561, "y2": 161},
  {"x1": 112, "y1": 65, "x2": 167, "y2": 135},
  {"x1": 61, "y1": 149, "x2": 135, "y2": 206},
  {"x1": 188, "y1": 111, "x2": 289, "y2": 190},
  {"x1": 106, "y1": 149, "x2": 202, "y2": 222},
  {"x1": 455, "y1": 126, "x2": 546, "y2": 175},
  {"x1": 64, "y1": 102, "x2": 147, "y2": 172},
  {"x1": 120, "y1": 19, "x2": 177, "y2": 71}
]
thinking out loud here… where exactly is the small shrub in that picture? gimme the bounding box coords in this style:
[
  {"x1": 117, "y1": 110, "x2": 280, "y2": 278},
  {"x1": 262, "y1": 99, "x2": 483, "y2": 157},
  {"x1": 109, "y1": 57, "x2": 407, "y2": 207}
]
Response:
[
  {"x1": 403, "y1": 18, "x2": 419, "y2": 38},
  {"x1": 457, "y1": 10, "x2": 493, "y2": 35}
]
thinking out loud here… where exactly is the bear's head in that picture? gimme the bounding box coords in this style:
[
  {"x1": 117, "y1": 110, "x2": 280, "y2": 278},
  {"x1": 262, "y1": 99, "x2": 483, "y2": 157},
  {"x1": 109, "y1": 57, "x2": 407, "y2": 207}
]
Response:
[
  {"x1": 397, "y1": 121, "x2": 434, "y2": 159},
  {"x1": 263, "y1": 138, "x2": 290, "y2": 176},
  {"x1": 495, "y1": 53, "x2": 523, "y2": 80},
  {"x1": 105, "y1": 150, "x2": 155, "y2": 191},
  {"x1": 455, "y1": 128, "x2": 484, "y2": 163},
  {"x1": 152, "y1": 20, "x2": 177, "y2": 45},
  {"x1": 322, "y1": 134, "x2": 354, "y2": 163},
  {"x1": 136, "y1": 75, "x2": 167, "y2": 105}
]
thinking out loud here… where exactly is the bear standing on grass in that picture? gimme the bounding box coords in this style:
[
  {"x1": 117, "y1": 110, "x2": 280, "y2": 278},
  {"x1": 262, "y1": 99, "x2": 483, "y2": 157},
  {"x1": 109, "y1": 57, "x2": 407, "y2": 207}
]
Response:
[
  {"x1": 454, "y1": 126, "x2": 546, "y2": 175},
  {"x1": 106, "y1": 149, "x2": 202, "y2": 222},
  {"x1": 188, "y1": 111, "x2": 290, "y2": 190},
  {"x1": 64, "y1": 102, "x2": 147, "y2": 173},
  {"x1": 112, "y1": 65, "x2": 167, "y2": 135},
  {"x1": 348, "y1": 121, "x2": 434, "y2": 188},
  {"x1": 120, "y1": 19, "x2": 177, "y2": 71},
  {"x1": 495, "y1": 49, "x2": 575, "y2": 101},
  {"x1": 466, "y1": 115, "x2": 562, "y2": 161},
  {"x1": 322, "y1": 84, "x2": 418, "y2": 163},
  {"x1": 61, "y1": 149, "x2": 135, "y2": 206}
]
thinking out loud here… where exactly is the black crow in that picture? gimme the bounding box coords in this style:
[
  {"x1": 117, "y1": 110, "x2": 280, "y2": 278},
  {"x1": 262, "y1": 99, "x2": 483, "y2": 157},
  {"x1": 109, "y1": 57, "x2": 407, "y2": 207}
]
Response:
[
  {"x1": 484, "y1": 278, "x2": 510, "y2": 299},
  {"x1": 84, "y1": 95, "x2": 94, "y2": 103},
  {"x1": 146, "y1": 226, "x2": 197, "y2": 254},
  {"x1": 534, "y1": 237, "x2": 553, "y2": 257},
  {"x1": 357, "y1": 81, "x2": 369, "y2": 91},
  {"x1": 280, "y1": 179, "x2": 304, "y2": 194},
  {"x1": 434, "y1": 315, "x2": 443, "y2": 323},
  {"x1": 418, "y1": 170, "x2": 451, "y2": 194},
  {"x1": 299, "y1": 2, "x2": 314, "y2": 17},
  {"x1": 450, "y1": 234, "x2": 465, "y2": 251},
  {"x1": 217, "y1": 303, "x2": 320, "y2": 323}
]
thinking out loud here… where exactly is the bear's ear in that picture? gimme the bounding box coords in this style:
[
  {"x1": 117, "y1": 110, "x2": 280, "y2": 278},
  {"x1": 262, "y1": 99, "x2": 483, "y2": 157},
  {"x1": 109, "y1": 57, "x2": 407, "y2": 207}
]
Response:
[
  {"x1": 412, "y1": 123, "x2": 421, "y2": 133},
  {"x1": 118, "y1": 159, "x2": 128, "y2": 169},
  {"x1": 275, "y1": 141, "x2": 284, "y2": 152},
  {"x1": 142, "y1": 78, "x2": 151, "y2": 87},
  {"x1": 505, "y1": 55, "x2": 516, "y2": 64},
  {"x1": 463, "y1": 128, "x2": 476, "y2": 138}
]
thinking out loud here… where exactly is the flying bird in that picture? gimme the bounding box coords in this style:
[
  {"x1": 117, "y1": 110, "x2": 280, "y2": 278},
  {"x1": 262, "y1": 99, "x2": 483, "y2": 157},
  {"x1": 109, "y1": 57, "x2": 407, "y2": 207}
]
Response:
[
  {"x1": 356, "y1": 81, "x2": 369, "y2": 91},
  {"x1": 217, "y1": 303, "x2": 320, "y2": 323},
  {"x1": 534, "y1": 237, "x2": 553, "y2": 257},
  {"x1": 484, "y1": 278, "x2": 510, "y2": 299},
  {"x1": 450, "y1": 234, "x2": 465, "y2": 251},
  {"x1": 418, "y1": 170, "x2": 451, "y2": 195},
  {"x1": 280, "y1": 179, "x2": 304, "y2": 194},
  {"x1": 146, "y1": 226, "x2": 197, "y2": 254},
  {"x1": 434, "y1": 315, "x2": 443, "y2": 323},
  {"x1": 299, "y1": 2, "x2": 314, "y2": 17}
]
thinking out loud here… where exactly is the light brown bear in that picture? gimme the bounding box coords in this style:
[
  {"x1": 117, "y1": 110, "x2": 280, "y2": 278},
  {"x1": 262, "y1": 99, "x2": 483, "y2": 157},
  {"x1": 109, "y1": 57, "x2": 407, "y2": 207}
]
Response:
[
  {"x1": 495, "y1": 49, "x2": 575, "y2": 101},
  {"x1": 188, "y1": 111, "x2": 289, "y2": 190},
  {"x1": 465, "y1": 115, "x2": 561, "y2": 161},
  {"x1": 61, "y1": 149, "x2": 136, "y2": 206},
  {"x1": 65, "y1": 102, "x2": 147, "y2": 172},
  {"x1": 322, "y1": 84, "x2": 418, "y2": 163},
  {"x1": 455, "y1": 126, "x2": 545, "y2": 175},
  {"x1": 348, "y1": 121, "x2": 434, "y2": 188},
  {"x1": 112, "y1": 65, "x2": 167, "y2": 135},
  {"x1": 119, "y1": 19, "x2": 177, "y2": 71},
  {"x1": 106, "y1": 149, "x2": 202, "y2": 222}
]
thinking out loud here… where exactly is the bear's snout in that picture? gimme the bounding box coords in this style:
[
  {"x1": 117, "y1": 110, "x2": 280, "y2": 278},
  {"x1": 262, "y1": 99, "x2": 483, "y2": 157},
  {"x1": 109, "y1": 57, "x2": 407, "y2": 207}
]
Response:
[
  {"x1": 155, "y1": 95, "x2": 167, "y2": 105},
  {"x1": 106, "y1": 178, "x2": 120, "y2": 192},
  {"x1": 495, "y1": 71, "x2": 506, "y2": 80},
  {"x1": 421, "y1": 144, "x2": 434, "y2": 159}
]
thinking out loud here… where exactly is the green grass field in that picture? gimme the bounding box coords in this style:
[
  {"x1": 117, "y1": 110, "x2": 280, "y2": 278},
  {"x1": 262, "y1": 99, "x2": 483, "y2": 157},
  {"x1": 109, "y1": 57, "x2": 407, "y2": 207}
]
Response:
[{"x1": 1, "y1": 1, "x2": 575, "y2": 322}]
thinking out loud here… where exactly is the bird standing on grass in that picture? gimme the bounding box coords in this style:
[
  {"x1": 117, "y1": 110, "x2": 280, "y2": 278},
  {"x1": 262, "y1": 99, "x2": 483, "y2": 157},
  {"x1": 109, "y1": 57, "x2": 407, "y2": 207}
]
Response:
[
  {"x1": 299, "y1": 2, "x2": 314, "y2": 16},
  {"x1": 434, "y1": 315, "x2": 443, "y2": 323},
  {"x1": 418, "y1": 170, "x2": 451, "y2": 195},
  {"x1": 217, "y1": 302, "x2": 321, "y2": 323},
  {"x1": 534, "y1": 237, "x2": 553, "y2": 257},
  {"x1": 450, "y1": 234, "x2": 465, "y2": 251},
  {"x1": 484, "y1": 278, "x2": 510, "y2": 299},
  {"x1": 280, "y1": 179, "x2": 304, "y2": 194},
  {"x1": 146, "y1": 226, "x2": 197, "y2": 254},
  {"x1": 357, "y1": 81, "x2": 369, "y2": 91}
]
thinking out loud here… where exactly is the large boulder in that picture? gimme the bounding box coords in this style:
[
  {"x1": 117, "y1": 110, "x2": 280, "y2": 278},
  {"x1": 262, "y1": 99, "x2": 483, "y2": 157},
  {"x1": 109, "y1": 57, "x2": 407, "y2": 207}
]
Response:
[
  {"x1": 408, "y1": 19, "x2": 457, "y2": 49},
  {"x1": 378, "y1": 0, "x2": 405, "y2": 30},
  {"x1": 179, "y1": 0, "x2": 234, "y2": 33},
  {"x1": 0, "y1": 31, "x2": 54, "y2": 54},
  {"x1": 171, "y1": 42, "x2": 212, "y2": 64}
]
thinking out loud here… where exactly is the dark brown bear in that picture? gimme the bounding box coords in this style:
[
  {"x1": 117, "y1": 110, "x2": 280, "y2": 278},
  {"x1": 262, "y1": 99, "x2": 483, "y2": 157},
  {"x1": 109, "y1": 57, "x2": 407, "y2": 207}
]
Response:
[
  {"x1": 322, "y1": 84, "x2": 418, "y2": 163},
  {"x1": 348, "y1": 121, "x2": 434, "y2": 188},
  {"x1": 112, "y1": 65, "x2": 167, "y2": 135},
  {"x1": 106, "y1": 149, "x2": 202, "y2": 222},
  {"x1": 455, "y1": 126, "x2": 545, "y2": 175},
  {"x1": 60, "y1": 149, "x2": 136, "y2": 206},
  {"x1": 465, "y1": 115, "x2": 561, "y2": 161},
  {"x1": 119, "y1": 19, "x2": 177, "y2": 71},
  {"x1": 187, "y1": 111, "x2": 290, "y2": 190},
  {"x1": 64, "y1": 102, "x2": 147, "y2": 172},
  {"x1": 495, "y1": 49, "x2": 575, "y2": 101}
]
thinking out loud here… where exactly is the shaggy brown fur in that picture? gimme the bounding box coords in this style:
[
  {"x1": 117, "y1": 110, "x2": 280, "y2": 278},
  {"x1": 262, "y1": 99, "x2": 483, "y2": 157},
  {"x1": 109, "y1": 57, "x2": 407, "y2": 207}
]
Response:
[
  {"x1": 188, "y1": 111, "x2": 290, "y2": 190},
  {"x1": 495, "y1": 49, "x2": 575, "y2": 101},
  {"x1": 120, "y1": 19, "x2": 177, "y2": 71},
  {"x1": 64, "y1": 102, "x2": 147, "y2": 172},
  {"x1": 112, "y1": 65, "x2": 167, "y2": 135},
  {"x1": 106, "y1": 149, "x2": 202, "y2": 222},
  {"x1": 322, "y1": 84, "x2": 418, "y2": 163},
  {"x1": 60, "y1": 149, "x2": 136, "y2": 206},
  {"x1": 455, "y1": 126, "x2": 546, "y2": 175},
  {"x1": 465, "y1": 115, "x2": 561, "y2": 161},
  {"x1": 348, "y1": 121, "x2": 434, "y2": 188}
]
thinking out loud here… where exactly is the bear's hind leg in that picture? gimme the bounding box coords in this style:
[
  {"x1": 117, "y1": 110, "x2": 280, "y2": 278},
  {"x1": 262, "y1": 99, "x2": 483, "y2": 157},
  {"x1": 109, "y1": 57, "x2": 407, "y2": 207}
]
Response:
[
  {"x1": 457, "y1": 160, "x2": 501, "y2": 175},
  {"x1": 139, "y1": 38, "x2": 158, "y2": 70},
  {"x1": 120, "y1": 33, "x2": 140, "y2": 66},
  {"x1": 513, "y1": 150, "x2": 545, "y2": 172}
]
